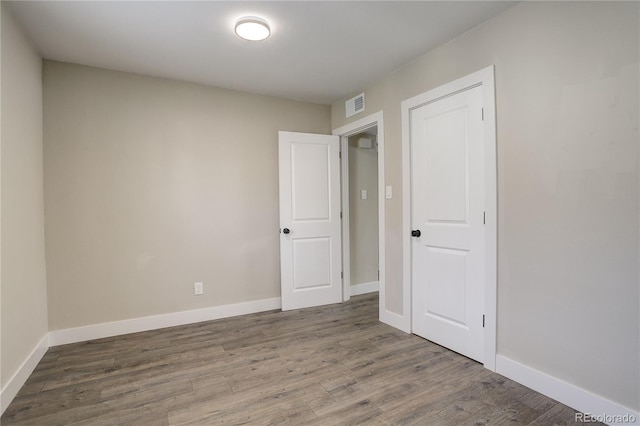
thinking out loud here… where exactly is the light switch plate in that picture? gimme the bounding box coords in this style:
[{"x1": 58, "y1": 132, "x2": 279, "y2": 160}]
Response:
[
  {"x1": 361, "y1": 189, "x2": 368, "y2": 200},
  {"x1": 385, "y1": 186, "x2": 392, "y2": 199}
]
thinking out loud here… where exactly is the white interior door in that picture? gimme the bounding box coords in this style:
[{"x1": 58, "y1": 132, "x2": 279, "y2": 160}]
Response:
[
  {"x1": 410, "y1": 85, "x2": 485, "y2": 362},
  {"x1": 279, "y1": 131, "x2": 342, "y2": 311}
]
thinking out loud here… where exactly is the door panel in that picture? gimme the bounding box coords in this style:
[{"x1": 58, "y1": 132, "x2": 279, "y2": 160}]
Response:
[
  {"x1": 424, "y1": 107, "x2": 468, "y2": 223},
  {"x1": 279, "y1": 131, "x2": 342, "y2": 311},
  {"x1": 411, "y1": 85, "x2": 485, "y2": 362},
  {"x1": 291, "y1": 143, "x2": 331, "y2": 221},
  {"x1": 424, "y1": 247, "x2": 468, "y2": 325},
  {"x1": 292, "y1": 237, "x2": 331, "y2": 290}
]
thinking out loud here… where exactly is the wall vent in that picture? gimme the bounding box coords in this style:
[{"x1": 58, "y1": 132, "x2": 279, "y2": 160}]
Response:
[{"x1": 345, "y1": 93, "x2": 365, "y2": 118}]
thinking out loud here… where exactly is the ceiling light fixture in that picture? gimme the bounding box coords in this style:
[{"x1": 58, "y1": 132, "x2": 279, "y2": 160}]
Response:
[{"x1": 235, "y1": 16, "x2": 271, "y2": 41}]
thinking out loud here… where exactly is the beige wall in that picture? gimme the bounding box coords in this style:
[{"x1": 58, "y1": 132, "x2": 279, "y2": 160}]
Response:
[
  {"x1": 1, "y1": 4, "x2": 49, "y2": 388},
  {"x1": 348, "y1": 136, "x2": 379, "y2": 286},
  {"x1": 44, "y1": 61, "x2": 330, "y2": 330},
  {"x1": 332, "y1": 1, "x2": 639, "y2": 412},
  {"x1": 4, "y1": 0, "x2": 638, "y2": 413}
]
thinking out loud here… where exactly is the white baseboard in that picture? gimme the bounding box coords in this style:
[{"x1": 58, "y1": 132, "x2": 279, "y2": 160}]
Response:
[
  {"x1": 496, "y1": 355, "x2": 639, "y2": 426},
  {"x1": 49, "y1": 297, "x2": 281, "y2": 346},
  {"x1": 1, "y1": 334, "x2": 49, "y2": 416},
  {"x1": 351, "y1": 281, "x2": 379, "y2": 296},
  {"x1": 379, "y1": 308, "x2": 411, "y2": 333}
]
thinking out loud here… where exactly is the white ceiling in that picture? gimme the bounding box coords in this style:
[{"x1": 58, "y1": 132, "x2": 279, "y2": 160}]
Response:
[{"x1": 7, "y1": 1, "x2": 515, "y2": 105}]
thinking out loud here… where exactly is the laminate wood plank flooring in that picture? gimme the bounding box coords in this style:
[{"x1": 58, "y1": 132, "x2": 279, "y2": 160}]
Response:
[{"x1": 2, "y1": 293, "x2": 597, "y2": 425}]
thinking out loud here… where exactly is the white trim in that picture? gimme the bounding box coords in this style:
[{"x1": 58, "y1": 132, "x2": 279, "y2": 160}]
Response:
[
  {"x1": 400, "y1": 93, "x2": 413, "y2": 334},
  {"x1": 340, "y1": 136, "x2": 351, "y2": 302},
  {"x1": 49, "y1": 297, "x2": 281, "y2": 346},
  {"x1": 496, "y1": 355, "x2": 639, "y2": 426},
  {"x1": 350, "y1": 281, "x2": 379, "y2": 296},
  {"x1": 481, "y1": 68, "x2": 498, "y2": 372},
  {"x1": 380, "y1": 310, "x2": 410, "y2": 333},
  {"x1": 333, "y1": 111, "x2": 386, "y2": 329},
  {"x1": 401, "y1": 66, "x2": 498, "y2": 369},
  {"x1": 1, "y1": 334, "x2": 49, "y2": 415}
]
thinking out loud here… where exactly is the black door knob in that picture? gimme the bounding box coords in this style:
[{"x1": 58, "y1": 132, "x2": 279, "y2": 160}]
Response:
[
  {"x1": 282, "y1": 228, "x2": 290, "y2": 234},
  {"x1": 411, "y1": 230, "x2": 421, "y2": 237}
]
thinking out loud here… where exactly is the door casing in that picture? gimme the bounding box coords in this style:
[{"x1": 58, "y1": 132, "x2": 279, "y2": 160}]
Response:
[{"x1": 401, "y1": 66, "x2": 497, "y2": 371}]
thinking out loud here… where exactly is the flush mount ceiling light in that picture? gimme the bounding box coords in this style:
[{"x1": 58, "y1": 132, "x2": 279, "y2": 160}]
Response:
[{"x1": 235, "y1": 16, "x2": 271, "y2": 41}]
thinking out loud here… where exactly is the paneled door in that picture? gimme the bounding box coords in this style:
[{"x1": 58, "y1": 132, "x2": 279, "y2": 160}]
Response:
[
  {"x1": 410, "y1": 85, "x2": 485, "y2": 362},
  {"x1": 278, "y1": 131, "x2": 342, "y2": 311}
]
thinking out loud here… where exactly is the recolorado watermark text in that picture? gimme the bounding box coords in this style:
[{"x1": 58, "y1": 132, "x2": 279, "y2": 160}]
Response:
[{"x1": 575, "y1": 412, "x2": 637, "y2": 424}]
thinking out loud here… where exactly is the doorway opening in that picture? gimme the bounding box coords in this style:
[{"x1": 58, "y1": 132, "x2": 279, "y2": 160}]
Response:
[
  {"x1": 343, "y1": 127, "x2": 379, "y2": 299},
  {"x1": 333, "y1": 111, "x2": 388, "y2": 323}
]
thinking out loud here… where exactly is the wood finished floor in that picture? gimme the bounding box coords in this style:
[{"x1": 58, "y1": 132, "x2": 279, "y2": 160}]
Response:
[{"x1": 2, "y1": 293, "x2": 594, "y2": 426}]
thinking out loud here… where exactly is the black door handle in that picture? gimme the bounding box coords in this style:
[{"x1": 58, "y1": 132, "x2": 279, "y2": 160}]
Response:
[
  {"x1": 411, "y1": 230, "x2": 421, "y2": 237},
  {"x1": 282, "y1": 228, "x2": 290, "y2": 234}
]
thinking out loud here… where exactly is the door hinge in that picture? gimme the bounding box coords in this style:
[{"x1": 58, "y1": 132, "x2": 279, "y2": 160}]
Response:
[
  {"x1": 378, "y1": 270, "x2": 380, "y2": 280},
  {"x1": 339, "y1": 151, "x2": 342, "y2": 159},
  {"x1": 482, "y1": 314, "x2": 485, "y2": 328},
  {"x1": 483, "y1": 211, "x2": 486, "y2": 225},
  {"x1": 481, "y1": 108, "x2": 484, "y2": 121},
  {"x1": 341, "y1": 271, "x2": 344, "y2": 279},
  {"x1": 340, "y1": 211, "x2": 343, "y2": 219}
]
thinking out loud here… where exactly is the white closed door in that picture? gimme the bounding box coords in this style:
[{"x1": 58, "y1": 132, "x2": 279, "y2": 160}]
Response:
[
  {"x1": 410, "y1": 85, "x2": 485, "y2": 362},
  {"x1": 278, "y1": 131, "x2": 342, "y2": 311}
]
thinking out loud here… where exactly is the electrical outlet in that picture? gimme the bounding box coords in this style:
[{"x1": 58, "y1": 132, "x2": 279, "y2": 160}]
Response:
[{"x1": 194, "y1": 282, "x2": 204, "y2": 295}]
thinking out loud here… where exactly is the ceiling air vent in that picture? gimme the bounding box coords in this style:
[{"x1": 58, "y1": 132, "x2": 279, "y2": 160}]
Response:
[{"x1": 345, "y1": 93, "x2": 365, "y2": 118}]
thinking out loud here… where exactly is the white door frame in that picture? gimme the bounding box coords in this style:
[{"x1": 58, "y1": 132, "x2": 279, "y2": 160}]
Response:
[
  {"x1": 333, "y1": 112, "x2": 385, "y2": 311},
  {"x1": 401, "y1": 66, "x2": 497, "y2": 371}
]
